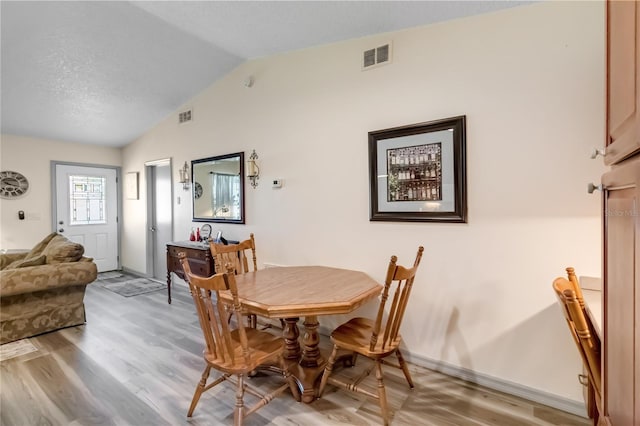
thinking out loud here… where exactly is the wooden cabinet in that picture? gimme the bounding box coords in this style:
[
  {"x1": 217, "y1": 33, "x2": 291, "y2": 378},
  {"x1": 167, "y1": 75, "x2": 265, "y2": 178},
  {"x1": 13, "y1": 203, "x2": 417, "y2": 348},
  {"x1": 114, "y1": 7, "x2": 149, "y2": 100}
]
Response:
[
  {"x1": 166, "y1": 242, "x2": 214, "y2": 304},
  {"x1": 602, "y1": 157, "x2": 639, "y2": 425},
  {"x1": 602, "y1": 2, "x2": 640, "y2": 424},
  {"x1": 605, "y1": 0, "x2": 640, "y2": 165}
]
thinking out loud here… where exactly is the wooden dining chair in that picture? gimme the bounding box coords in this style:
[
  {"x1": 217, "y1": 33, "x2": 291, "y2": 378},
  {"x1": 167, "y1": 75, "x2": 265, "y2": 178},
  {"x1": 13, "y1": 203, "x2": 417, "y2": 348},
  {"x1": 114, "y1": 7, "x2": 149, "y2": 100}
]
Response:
[
  {"x1": 210, "y1": 234, "x2": 260, "y2": 328},
  {"x1": 553, "y1": 269, "x2": 602, "y2": 426},
  {"x1": 210, "y1": 233, "x2": 257, "y2": 275},
  {"x1": 178, "y1": 253, "x2": 300, "y2": 425},
  {"x1": 318, "y1": 246, "x2": 424, "y2": 426}
]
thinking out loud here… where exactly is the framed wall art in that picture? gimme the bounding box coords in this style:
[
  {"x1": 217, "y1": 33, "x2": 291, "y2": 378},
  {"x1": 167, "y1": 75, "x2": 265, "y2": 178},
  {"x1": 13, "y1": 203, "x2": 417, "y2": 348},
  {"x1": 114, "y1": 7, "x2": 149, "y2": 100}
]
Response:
[
  {"x1": 125, "y1": 171, "x2": 139, "y2": 200},
  {"x1": 368, "y1": 115, "x2": 467, "y2": 223}
]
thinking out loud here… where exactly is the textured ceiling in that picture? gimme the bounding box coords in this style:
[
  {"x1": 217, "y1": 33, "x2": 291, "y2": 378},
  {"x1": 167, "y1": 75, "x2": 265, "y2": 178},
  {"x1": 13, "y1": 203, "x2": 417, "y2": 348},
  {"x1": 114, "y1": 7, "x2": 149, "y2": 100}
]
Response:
[{"x1": 1, "y1": 1, "x2": 533, "y2": 148}]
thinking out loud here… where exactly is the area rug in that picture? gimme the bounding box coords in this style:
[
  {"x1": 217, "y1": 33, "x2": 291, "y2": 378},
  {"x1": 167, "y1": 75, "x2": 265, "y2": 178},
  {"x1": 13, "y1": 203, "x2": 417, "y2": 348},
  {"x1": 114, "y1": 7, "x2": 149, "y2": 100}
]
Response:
[
  {"x1": 100, "y1": 277, "x2": 165, "y2": 297},
  {"x1": 97, "y1": 271, "x2": 124, "y2": 280},
  {"x1": 0, "y1": 339, "x2": 38, "y2": 362}
]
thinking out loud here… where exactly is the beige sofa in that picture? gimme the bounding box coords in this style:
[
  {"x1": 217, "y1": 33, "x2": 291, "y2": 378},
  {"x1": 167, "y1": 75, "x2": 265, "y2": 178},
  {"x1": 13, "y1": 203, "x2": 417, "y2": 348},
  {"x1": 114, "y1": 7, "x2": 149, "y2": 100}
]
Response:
[{"x1": 0, "y1": 233, "x2": 97, "y2": 344}]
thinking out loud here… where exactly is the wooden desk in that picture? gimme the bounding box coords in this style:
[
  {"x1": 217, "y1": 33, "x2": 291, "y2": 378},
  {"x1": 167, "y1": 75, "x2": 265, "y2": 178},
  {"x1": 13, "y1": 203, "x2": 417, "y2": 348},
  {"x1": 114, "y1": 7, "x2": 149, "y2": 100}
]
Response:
[
  {"x1": 220, "y1": 266, "x2": 382, "y2": 403},
  {"x1": 166, "y1": 241, "x2": 214, "y2": 304}
]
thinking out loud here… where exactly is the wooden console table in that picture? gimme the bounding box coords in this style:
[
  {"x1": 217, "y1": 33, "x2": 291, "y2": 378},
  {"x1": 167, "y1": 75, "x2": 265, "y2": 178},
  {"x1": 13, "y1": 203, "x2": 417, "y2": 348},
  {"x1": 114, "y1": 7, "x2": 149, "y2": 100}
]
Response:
[{"x1": 166, "y1": 241, "x2": 214, "y2": 304}]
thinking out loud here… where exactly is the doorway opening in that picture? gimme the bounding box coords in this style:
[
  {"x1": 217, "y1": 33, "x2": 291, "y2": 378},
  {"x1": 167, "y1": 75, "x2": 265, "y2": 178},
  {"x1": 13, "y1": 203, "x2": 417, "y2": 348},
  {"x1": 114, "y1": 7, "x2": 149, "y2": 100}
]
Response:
[{"x1": 145, "y1": 159, "x2": 173, "y2": 280}]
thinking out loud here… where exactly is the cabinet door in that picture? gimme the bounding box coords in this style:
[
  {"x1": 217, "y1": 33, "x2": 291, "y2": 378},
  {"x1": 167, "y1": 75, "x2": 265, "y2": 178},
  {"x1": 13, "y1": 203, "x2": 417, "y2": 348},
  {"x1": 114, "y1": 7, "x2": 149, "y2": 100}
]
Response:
[
  {"x1": 602, "y1": 156, "x2": 639, "y2": 425},
  {"x1": 606, "y1": 0, "x2": 640, "y2": 165}
]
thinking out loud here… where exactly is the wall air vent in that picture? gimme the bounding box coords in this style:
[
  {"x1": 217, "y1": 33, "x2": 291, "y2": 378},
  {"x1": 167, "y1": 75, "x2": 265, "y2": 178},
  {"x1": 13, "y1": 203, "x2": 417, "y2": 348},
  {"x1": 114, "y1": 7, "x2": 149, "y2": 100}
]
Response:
[
  {"x1": 178, "y1": 109, "x2": 193, "y2": 124},
  {"x1": 362, "y1": 42, "x2": 392, "y2": 70}
]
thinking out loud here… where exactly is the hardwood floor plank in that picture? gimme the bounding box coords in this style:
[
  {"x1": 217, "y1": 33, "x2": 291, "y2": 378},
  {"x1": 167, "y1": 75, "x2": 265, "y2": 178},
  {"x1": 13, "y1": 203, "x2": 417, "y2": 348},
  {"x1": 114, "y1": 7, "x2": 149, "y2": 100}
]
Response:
[{"x1": 0, "y1": 279, "x2": 590, "y2": 426}]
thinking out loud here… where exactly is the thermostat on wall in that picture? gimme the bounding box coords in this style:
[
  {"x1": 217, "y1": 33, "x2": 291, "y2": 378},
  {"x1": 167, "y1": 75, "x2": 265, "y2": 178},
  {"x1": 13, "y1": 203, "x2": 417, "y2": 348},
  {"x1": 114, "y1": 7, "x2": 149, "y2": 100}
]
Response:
[{"x1": 272, "y1": 179, "x2": 283, "y2": 189}]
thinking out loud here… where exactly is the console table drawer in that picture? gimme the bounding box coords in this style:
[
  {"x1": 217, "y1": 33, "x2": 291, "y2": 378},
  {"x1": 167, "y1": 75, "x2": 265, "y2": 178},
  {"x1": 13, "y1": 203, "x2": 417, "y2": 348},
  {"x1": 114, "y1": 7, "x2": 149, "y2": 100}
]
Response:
[{"x1": 168, "y1": 244, "x2": 209, "y2": 260}]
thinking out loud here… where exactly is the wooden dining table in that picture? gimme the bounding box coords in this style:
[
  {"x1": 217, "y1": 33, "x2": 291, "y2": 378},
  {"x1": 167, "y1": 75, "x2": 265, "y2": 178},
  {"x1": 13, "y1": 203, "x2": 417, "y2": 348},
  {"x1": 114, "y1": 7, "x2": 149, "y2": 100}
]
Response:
[{"x1": 219, "y1": 265, "x2": 382, "y2": 403}]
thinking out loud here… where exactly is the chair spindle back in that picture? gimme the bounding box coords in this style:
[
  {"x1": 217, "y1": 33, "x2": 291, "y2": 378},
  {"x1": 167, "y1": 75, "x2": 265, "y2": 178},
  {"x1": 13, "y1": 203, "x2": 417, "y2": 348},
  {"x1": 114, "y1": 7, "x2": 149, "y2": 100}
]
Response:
[
  {"x1": 370, "y1": 246, "x2": 424, "y2": 352},
  {"x1": 210, "y1": 233, "x2": 257, "y2": 275},
  {"x1": 179, "y1": 253, "x2": 251, "y2": 367},
  {"x1": 553, "y1": 276, "x2": 601, "y2": 398}
]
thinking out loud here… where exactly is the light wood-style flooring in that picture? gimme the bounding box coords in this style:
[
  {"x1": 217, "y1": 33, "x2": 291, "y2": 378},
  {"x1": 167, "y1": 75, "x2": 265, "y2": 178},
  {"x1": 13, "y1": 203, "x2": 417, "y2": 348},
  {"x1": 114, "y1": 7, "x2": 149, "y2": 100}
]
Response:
[{"x1": 1, "y1": 276, "x2": 590, "y2": 426}]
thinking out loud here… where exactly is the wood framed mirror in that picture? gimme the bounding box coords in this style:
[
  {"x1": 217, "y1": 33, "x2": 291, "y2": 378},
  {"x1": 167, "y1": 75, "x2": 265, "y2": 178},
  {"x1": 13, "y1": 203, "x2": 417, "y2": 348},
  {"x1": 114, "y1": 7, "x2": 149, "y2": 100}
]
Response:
[{"x1": 192, "y1": 152, "x2": 245, "y2": 224}]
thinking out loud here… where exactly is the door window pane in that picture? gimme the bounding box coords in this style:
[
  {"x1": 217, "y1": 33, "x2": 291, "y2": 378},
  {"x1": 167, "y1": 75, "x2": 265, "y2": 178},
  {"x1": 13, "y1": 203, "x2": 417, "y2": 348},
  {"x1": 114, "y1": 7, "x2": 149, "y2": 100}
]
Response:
[{"x1": 69, "y1": 175, "x2": 106, "y2": 225}]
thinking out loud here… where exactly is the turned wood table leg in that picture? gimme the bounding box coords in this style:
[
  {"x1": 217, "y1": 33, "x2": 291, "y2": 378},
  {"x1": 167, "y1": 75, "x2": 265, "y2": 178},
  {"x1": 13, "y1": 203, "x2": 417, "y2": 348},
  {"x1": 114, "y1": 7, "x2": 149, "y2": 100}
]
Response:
[
  {"x1": 281, "y1": 315, "x2": 326, "y2": 403},
  {"x1": 167, "y1": 271, "x2": 172, "y2": 304},
  {"x1": 282, "y1": 318, "x2": 301, "y2": 360},
  {"x1": 300, "y1": 315, "x2": 324, "y2": 368}
]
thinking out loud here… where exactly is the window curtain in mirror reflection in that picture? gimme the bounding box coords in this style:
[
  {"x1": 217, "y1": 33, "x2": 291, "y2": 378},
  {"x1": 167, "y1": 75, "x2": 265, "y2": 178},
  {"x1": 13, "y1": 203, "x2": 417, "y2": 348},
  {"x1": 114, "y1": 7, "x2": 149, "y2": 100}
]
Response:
[{"x1": 211, "y1": 173, "x2": 240, "y2": 217}]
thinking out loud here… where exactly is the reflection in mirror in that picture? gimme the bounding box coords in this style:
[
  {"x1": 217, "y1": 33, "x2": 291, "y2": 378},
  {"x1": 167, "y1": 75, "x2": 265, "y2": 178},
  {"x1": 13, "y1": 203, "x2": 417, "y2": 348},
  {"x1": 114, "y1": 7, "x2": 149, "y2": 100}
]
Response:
[{"x1": 192, "y1": 152, "x2": 245, "y2": 224}]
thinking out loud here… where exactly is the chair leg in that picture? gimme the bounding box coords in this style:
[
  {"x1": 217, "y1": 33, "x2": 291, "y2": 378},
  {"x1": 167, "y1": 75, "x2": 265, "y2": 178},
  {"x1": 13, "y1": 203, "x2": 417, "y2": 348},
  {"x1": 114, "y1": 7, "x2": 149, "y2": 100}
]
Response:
[
  {"x1": 350, "y1": 352, "x2": 359, "y2": 367},
  {"x1": 188, "y1": 365, "x2": 211, "y2": 417},
  {"x1": 318, "y1": 344, "x2": 339, "y2": 397},
  {"x1": 395, "y1": 349, "x2": 414, "y2": 388},
  {"x1": 375, "y1": 360, "x2": 390, "y2": 426},
  {"x1": 234, "y1": 374, "x2": 245, "y2": 426}
]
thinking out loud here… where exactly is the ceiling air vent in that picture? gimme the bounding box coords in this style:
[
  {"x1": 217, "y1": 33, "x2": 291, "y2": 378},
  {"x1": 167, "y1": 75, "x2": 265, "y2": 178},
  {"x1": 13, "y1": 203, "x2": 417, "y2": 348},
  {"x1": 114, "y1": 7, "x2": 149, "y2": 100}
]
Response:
[
  {"x1": 178, "y1": 109, "x2": 192, "y2": 124},
  {"x1": 362, "y1": 42, "x2": 392, "y2": 70}
]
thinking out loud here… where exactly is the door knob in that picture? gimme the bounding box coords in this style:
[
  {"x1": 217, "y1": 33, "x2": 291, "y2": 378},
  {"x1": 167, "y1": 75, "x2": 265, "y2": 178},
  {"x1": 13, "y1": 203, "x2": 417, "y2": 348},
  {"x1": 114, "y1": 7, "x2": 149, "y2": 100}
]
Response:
[
  {"x1": 58, "y1": 228, "x2": 64, "y2": 232},
  {"x1": 150, "y1": 226, "x2": 157, "y2": 232},
  {"x1": 58, "y1": 220, "x2": 64, "y2": 225}
]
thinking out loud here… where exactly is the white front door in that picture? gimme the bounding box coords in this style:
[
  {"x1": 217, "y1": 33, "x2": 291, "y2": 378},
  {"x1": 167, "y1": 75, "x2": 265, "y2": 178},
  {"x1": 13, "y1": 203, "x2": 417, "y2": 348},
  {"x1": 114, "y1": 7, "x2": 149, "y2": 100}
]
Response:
[{"x1": 54, "y1": 164, "x2": 119, "y2": 272}]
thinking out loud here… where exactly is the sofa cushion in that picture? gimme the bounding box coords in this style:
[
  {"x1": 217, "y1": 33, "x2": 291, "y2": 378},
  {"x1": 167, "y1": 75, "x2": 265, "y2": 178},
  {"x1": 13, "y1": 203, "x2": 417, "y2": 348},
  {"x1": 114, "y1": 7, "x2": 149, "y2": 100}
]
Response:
[
  {"x1": 42, "y1": 235, "x2": 85, "y2": 264},
  {"x1": 4, "y1": 254, "x2": 47, "y2": 270},
  {"x1": 24, "y1": 232, "x2": 58, "y2": 259}
]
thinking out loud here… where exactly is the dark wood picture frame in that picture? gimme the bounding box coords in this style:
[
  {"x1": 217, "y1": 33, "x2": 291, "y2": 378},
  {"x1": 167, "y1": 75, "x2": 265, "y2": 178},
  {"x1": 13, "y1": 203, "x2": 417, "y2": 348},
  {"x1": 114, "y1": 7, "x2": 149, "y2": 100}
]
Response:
[
  {"x1": 192, "y1": 152, "x2": 245, "y2": 224},
  {"x1": 369, "y1": 115, "x2": 467, "y2": 223}
]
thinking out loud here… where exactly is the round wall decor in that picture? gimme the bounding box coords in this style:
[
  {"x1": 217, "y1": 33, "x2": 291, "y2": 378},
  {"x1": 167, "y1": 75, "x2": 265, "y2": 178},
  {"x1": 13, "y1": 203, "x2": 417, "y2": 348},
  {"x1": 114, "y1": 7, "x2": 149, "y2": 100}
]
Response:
[
  {"x1": 0, "y1": 170, "x2": 29, "y2": 199},
  {"x1": 194, "y1": 181, "x2": 203, "y2": 199}
]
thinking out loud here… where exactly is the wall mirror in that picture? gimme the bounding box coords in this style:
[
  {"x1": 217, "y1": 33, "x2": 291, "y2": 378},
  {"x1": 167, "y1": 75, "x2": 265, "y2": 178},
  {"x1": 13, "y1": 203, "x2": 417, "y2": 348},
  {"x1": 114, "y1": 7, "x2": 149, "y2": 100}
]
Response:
[{"x1": 192, "y1": 152, "x2": 245, "y2": 224}]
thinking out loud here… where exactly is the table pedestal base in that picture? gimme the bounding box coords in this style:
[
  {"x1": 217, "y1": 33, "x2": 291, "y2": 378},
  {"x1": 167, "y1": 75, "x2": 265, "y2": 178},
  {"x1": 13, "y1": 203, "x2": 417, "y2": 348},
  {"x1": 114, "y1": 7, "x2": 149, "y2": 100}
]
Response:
[
  {"x1": 280, "y1": 315, "x2": 327, "y2": 403},
  {"x1": 286, "y1": 361, "x2": 326, "y2": 403}
]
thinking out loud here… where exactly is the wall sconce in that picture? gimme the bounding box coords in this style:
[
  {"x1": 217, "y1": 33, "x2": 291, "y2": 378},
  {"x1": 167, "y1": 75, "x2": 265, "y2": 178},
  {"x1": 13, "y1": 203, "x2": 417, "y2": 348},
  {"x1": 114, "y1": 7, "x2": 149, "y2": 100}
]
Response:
[
  {"x1": 247, "y1": 150, "x2": 260, "y2": 188},
  {"x1": 178, "y1": 161, "x2": 190, "y2": 190}
]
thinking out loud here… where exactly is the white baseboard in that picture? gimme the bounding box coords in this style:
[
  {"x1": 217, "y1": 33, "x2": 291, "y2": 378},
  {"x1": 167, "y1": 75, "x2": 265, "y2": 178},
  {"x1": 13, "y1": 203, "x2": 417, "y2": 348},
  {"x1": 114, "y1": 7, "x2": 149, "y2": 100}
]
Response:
[
  {"x1": 405, "y1": 353, "x2": 588, "y2": 418},
  {"x1": 120, "y1": 266, "x2": 146, "y2": 277}
]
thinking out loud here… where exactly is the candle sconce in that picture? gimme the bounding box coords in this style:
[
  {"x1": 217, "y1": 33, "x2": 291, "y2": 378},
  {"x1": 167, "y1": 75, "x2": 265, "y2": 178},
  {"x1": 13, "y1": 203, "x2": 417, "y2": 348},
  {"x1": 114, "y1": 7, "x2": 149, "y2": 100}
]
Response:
[
  {"x1": 178, "y1": 161, "x2": 190, "y2": 191},
  {"x1": 246, "y1": 150, "x2": 259, "y2": 188}
]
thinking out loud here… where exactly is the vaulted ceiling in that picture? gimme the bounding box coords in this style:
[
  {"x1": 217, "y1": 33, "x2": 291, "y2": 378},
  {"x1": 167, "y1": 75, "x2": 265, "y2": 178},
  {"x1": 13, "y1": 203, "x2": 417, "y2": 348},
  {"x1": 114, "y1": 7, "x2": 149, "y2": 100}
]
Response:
[{"x1": 1, "y1": 1, "x2": 532, "y2": 148}]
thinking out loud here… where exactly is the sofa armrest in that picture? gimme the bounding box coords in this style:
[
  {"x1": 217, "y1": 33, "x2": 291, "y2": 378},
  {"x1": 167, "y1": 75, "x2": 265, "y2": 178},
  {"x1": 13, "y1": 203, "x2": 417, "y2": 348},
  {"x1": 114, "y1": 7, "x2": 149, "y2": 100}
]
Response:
[
  {"x1": 0, "y1": 257, "x2": 97, "y2": 297},
  {"x1": 0, "y1": 252, "x2": 28, "y2": 270}
]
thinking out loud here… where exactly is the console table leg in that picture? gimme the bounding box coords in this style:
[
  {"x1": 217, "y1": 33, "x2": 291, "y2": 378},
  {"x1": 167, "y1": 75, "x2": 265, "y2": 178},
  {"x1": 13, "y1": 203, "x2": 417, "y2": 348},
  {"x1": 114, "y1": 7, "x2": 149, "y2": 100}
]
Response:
[{"x1": 167, "y1": 271, "x2": 172, "y2": 304}]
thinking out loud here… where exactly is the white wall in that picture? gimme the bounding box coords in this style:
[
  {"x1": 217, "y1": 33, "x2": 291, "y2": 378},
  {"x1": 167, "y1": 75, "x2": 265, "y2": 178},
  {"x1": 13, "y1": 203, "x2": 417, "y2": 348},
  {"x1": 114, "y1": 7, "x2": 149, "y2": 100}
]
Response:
[
  {"x1": 0, "y1": 134, "x2": 121, "y2": 248},
  {"x1": 0, "y1": 0, "x2": 603, "y2": 413}
]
